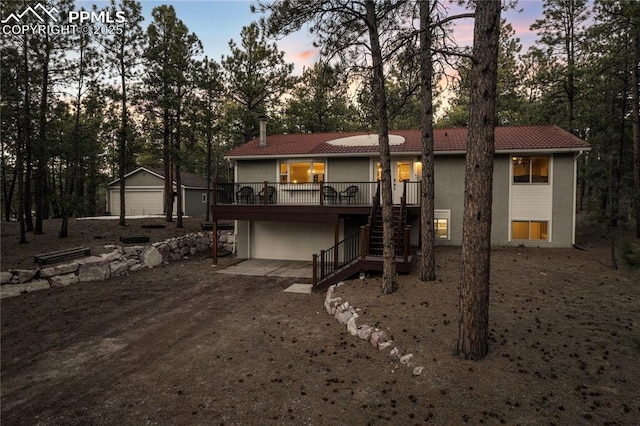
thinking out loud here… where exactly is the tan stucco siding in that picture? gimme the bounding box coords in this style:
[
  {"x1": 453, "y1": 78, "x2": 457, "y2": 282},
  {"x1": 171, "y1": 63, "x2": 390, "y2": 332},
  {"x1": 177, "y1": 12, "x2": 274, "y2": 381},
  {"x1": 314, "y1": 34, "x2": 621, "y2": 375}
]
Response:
[
  {"x1": 433, "y1": 155, "x2": 465, "y2": 244},
  {"x1": 491, "y1": 155, "x2": 511, "y2": 244},
  {"x1": 236, "y1": 160, "x2": 277, "y2": 182},
  {"x1": 552, "y1": 153, "x2": 576, "y2": 247},
  {"x1": 327, "y1": 158, "x2": 370, "y2": 182}
]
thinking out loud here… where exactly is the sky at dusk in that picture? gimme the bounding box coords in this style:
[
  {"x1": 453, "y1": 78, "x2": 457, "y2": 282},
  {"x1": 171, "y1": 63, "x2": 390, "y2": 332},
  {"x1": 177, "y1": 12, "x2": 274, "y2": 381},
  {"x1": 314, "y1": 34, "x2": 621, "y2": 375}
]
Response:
[{"x1": 80, "y1": 0, "x2": 546, "y2": 75}]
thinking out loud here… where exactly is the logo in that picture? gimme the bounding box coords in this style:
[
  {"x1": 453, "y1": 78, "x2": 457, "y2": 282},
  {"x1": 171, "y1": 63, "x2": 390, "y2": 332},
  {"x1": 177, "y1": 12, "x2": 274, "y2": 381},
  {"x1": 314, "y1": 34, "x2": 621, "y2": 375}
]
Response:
[
  {"x1": 2, "y1": 3, "x2": 126, "y2": 36},
  {"x1": 1, "y1": 4, "x2": 59, "y2": 24}
]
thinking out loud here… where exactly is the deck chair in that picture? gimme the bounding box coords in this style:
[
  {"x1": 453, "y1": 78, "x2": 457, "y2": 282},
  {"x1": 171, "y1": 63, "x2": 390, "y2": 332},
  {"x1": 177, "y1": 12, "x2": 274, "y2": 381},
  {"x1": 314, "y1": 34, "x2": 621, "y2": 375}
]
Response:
[
  {"x1": 339, "y1": 185, "x2": 358, "y2": 204},
  {"x1": 322, "y1": 185, "x2": 338, "y2": 204},
  {"x1": 236, "y1": 186, "x2": 254, "y2": 204},
  {"x1": 258, "y1": 186, "x2": 276, "y2": 204}
]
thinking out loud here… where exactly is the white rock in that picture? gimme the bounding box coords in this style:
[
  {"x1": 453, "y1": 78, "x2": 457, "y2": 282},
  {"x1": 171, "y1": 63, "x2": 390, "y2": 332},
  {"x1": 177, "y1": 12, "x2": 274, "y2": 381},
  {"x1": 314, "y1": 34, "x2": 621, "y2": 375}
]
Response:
[
  {"x1": 400, "y1": 354, "x2": 414, "y2": 365},
  {"x1": 346, "y1": 316, "x2": 358, "y2": 336},
  {"x1": 378, "y1": 341, "x2": 394, "y2": 351},
  {"x1": 76, "y1": 256, "x2": 110, "y2": 282},
  {"x1": 412, "y1": 366, "x2": 424, "y2": 376},
  {"x1": 357, "y1": 324, "x2": 374, "y2": 340},
  {"x1": 390, "y1": 347, "x2": 401, "y2": 357},
  {"x1": 141, "y1": 246, "x2": 163, "y2": 268}
]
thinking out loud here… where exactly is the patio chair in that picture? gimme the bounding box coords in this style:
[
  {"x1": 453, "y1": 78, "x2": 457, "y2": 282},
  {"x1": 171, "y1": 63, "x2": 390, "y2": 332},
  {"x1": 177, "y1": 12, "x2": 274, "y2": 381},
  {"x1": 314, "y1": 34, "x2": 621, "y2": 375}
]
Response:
[
  {"x1": 236, "y1": 186, "x2": 254, "y2": 204},
  {"x1": 258, "y1": 185, "x2": 276, "y2": 204},
  {"x1": 339, "y1": 185, "x2": 358, "y2": 204},
  {"x1": 322, "y1": 185, "x2": 338, "y2": 204}
]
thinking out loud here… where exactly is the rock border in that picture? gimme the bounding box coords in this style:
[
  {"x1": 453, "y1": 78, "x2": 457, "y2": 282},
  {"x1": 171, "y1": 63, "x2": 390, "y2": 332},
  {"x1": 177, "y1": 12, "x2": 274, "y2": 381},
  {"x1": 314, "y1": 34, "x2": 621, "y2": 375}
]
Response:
[
  {"x1": 324, "y1": 282, "x2": 424, "y2": 376},
  {"x1": 1, "y1": 230, "x2": 235, "y2": 299}
]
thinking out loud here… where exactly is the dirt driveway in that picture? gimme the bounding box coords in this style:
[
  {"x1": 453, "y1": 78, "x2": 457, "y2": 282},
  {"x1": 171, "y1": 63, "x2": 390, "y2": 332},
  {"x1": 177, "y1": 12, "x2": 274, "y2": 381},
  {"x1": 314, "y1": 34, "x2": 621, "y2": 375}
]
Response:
[{"x1": 1, "y1": 218, "x2": 640, "y2": 425}]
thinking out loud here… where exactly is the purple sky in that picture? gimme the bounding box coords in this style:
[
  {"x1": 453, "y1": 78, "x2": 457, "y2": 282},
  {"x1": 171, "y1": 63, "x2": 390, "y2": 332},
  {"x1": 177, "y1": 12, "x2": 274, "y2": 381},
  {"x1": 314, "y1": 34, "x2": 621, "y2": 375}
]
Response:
[{"x1": 80, "y1": 0, "x2": 546, "y2": 74}]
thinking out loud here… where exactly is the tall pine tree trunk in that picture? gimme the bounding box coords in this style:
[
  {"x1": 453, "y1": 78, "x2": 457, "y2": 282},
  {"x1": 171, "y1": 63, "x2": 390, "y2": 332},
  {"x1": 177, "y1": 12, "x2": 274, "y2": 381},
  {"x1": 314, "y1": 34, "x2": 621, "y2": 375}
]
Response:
[
  {"x1": 456, "y1": 0, "x2": 501, "y2": 360},
  {"x1": 119, "y1": 51, "x2": 128, "y2": 227},
  {"x1": 419, "y1": 0, "x2": 436, "y2": 282},
  {"x1": 632, "y1": 30, "x2": 640, "y2": 239},
  {"x1": 365, "y1": 0, "x2": 396, "y2": 294}
]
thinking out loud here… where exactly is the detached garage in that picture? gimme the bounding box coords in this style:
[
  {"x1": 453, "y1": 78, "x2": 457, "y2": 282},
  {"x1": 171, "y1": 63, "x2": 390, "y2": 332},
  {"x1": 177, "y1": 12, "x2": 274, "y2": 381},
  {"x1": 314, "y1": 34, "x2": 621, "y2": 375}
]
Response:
[{"x1": 106, "y1": 167, "x2": 211, "y2": 216}]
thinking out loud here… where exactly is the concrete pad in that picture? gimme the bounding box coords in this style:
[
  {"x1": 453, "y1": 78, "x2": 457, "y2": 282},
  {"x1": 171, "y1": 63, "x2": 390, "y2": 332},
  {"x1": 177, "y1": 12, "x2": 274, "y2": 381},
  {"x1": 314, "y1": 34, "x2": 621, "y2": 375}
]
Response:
[
  {"x1": 283, "y1": 283, "x2": 313, "y2": 294},
  {"x1": 216, "y1": 259, "x2": 312, "y2": 279}
]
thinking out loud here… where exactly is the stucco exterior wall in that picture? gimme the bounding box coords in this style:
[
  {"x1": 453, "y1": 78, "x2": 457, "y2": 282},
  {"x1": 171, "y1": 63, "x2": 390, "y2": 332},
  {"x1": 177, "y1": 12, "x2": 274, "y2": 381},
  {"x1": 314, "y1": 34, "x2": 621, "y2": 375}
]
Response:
[
  {"x1": 327, "y1": 158, "x2": 371, "y2": 182},
  {"x1": 552, "y1": 153, "x2": 576, "y2": 247},
  {"x1": 236, "y1": 160, "x2": 278, "y2": 182},
  {"x1": 491, "y1": 155, "x2": 511, "y2": 244},
  {"x1": 433, "y1": 155, "x2": 465, "y2": 245}
]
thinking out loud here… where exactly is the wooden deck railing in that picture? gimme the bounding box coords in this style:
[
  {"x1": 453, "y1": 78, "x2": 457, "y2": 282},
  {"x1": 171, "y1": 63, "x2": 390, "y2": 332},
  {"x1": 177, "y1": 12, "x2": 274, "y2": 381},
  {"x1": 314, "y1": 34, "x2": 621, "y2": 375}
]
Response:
[{"x1": 211, "y1": 181, "x2": 419, "y2": 206}]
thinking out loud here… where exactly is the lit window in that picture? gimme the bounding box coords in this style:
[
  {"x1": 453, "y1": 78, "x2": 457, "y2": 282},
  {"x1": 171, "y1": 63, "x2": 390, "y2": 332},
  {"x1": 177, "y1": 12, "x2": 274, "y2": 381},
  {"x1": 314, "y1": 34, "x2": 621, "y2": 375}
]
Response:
[
  {"x1": 512, "y1": 157, "x2": 548, "y2": 183},
  {"x1": 280, "y1": 161, "x2": 325, "y2": 183},
  {"x1": 434, "y1": 210, "x2": 450, "y2": 240},
  {"x1": 434, "y1": 218, "x2": 448, "y2": 239},
  {"x1": 512, "y1": 221, "x2": 548, "y2": 240}
]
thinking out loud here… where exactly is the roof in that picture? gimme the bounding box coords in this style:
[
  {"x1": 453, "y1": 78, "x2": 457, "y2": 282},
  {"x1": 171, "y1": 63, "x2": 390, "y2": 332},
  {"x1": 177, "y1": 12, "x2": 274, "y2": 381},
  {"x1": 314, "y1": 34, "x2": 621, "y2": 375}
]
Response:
[
  {"x1": 225, "y1": 125, "x2": 591, "y2": 160},
  {"x1": 108, "y1": 167, "x2": 209, "y2": 189}
]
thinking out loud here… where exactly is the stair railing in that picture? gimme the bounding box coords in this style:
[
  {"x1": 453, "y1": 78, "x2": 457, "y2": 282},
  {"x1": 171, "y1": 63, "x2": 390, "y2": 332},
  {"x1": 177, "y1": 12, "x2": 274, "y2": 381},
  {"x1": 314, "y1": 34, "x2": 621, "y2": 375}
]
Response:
[{"x1": 312, "y1": 230, "x2": 361, "y2": 286}]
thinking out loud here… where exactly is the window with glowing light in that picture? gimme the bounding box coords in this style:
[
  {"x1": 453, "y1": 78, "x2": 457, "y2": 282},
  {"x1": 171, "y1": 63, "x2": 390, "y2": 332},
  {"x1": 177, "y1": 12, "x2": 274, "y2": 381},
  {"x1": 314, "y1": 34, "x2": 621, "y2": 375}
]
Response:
[{"x1": 279, "y1": 161, "x2": 325, "y2": 183}]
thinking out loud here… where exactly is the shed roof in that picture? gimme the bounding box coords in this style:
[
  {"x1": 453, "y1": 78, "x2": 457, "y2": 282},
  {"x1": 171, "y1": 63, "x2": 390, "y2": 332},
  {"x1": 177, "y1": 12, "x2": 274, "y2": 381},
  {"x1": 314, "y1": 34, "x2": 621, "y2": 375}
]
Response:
[{"x1": 108, "y1": 167, "x2": 208, "y2": 189}]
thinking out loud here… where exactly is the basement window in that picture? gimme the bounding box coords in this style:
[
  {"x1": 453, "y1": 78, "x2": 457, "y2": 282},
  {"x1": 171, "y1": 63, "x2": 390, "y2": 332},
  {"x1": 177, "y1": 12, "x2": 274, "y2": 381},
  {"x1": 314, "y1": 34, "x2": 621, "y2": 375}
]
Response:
[
  {"x1": 512, "y1": 220, "x2": 548, "y2": 240},
  {"x1": 434, "y1": 209, "x2": 450, "y2": 240}
]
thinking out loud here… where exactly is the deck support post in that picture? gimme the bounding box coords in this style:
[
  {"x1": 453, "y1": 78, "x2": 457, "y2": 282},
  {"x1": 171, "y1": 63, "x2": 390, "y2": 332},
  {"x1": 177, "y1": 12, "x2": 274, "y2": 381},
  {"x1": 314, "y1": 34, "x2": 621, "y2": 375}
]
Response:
[
  {"x1": 312, "y1": 253, "x2": 318, "y2": 286},
  {"x1": 403, "y1": 225, "x2": 410, "y2": 263},
  {"x1": 360, "y1": 226, "x2": 367, "y2": 259},
  {"x1": 212, "y1": 219, "x2": 218, "y2": 265}
]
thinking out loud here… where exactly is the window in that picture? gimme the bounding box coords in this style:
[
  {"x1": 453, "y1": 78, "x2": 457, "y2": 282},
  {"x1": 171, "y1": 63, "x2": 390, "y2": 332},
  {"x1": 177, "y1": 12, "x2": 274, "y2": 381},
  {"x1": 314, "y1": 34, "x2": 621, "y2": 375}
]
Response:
[
  {"x1": 201, "y1": 193, "x2": 207, "y2": 203},
  {"x1": 511, "y1": 220, "x2": 548, "y2": 240},
  {"x1": 434, "y1": 218, "x2": 448, "y2": 239},
  {"x1": 434, "y1": 210, "x2": 450, "y2": 240},
  {"x1": 512, "y1": 156, "x2": 549, "y2": 183},
  {"x1": 280, "y1": 161, "x2": 325, "y2": 184}
]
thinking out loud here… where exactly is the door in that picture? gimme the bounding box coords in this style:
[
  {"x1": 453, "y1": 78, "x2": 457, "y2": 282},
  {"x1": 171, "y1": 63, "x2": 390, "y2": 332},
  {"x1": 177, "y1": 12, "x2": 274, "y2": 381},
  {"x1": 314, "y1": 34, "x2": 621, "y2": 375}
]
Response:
[{"x1": 375, "y1": 160, "x2": 413, "y2": 204}]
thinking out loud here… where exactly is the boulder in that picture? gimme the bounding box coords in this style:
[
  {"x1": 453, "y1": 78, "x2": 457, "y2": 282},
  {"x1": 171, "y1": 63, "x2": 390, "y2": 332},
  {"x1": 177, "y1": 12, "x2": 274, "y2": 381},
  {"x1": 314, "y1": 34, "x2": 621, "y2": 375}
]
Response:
[
  {"x1": 76, "y1": 256, "x2": 110, "y2": 282},
  {"x1": 0, "y1": 279, "x2": 50, "y2": 298},
  {"x1": 109, "y1": 260, "x2": 129, "y2": 277},
  {"x1": 49, "y1": 273, "x2": 79, "y2": 288},
  {"x1": 11, "y1": 269, "x2": 37, "y2": 283},
  {"x1": 39, "y1": 262, "x2": 79, "y2": 278},
  {"x1": 370, "y1": 330, "x2": 388, "y2": 349},
  {"x1": 357, "y1": 324, "x2": 374, "y2": 341},
  {"x1": 141, "y1": 246, "x2": 163, "y2": 268},
  {"x1": 1, "y1": 271, "x2": 14, "y2": 284}
]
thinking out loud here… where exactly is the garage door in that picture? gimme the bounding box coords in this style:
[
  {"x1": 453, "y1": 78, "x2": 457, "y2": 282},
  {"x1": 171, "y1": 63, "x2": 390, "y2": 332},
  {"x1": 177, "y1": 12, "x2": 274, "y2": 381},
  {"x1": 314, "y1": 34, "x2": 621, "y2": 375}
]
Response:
[
  {"x1": 250, "y1": 221, "x2": 336, "y2": 261},
  {"x1": 109, "y1": 189, "x2": 164, "y2": 216}
]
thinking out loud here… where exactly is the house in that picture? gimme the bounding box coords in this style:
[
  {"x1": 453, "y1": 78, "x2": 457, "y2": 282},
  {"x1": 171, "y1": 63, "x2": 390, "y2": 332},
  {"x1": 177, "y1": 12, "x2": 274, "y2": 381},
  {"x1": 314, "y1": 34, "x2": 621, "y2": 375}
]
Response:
[
  {"x1": 211, "y1": 125, "x2": 590, "y2": 288},
  {"x1": 106, "y1": 167, "x2": 211, "y2": 216}
]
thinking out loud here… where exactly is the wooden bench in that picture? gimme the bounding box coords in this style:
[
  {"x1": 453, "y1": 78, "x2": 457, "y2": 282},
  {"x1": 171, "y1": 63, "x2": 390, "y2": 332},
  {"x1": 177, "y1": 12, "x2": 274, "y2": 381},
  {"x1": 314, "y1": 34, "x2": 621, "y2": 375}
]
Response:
[
  {"x1": 201, "y1": 222, "x2": 214, "y2": 230},
  {"x1": 119, "y1": 235, "x2": 150, "y2": 244},
  {"x1": 34, "y1": 247, "x2": 91, "y2": 265}
]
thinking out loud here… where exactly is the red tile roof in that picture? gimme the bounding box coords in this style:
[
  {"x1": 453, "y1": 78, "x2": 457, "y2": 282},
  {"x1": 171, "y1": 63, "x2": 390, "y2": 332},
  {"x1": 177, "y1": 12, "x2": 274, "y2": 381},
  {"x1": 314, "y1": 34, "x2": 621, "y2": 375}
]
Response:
[{"x1": 225, "y1": 125, "x2": 590, "y2": 159}]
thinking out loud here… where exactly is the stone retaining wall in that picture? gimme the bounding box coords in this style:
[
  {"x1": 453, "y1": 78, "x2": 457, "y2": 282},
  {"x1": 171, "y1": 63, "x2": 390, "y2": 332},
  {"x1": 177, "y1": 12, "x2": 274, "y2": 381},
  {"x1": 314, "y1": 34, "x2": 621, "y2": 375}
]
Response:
[{"x1": 1, "y1": 230, "x2": 235, "y2": 299}]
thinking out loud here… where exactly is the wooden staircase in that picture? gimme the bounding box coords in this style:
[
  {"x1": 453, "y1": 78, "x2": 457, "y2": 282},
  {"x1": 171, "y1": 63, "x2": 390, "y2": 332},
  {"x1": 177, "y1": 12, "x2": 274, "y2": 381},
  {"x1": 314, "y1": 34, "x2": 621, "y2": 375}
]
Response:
[{"x1": 312, "y1": 182, "x2": 413, "y2": 292}]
